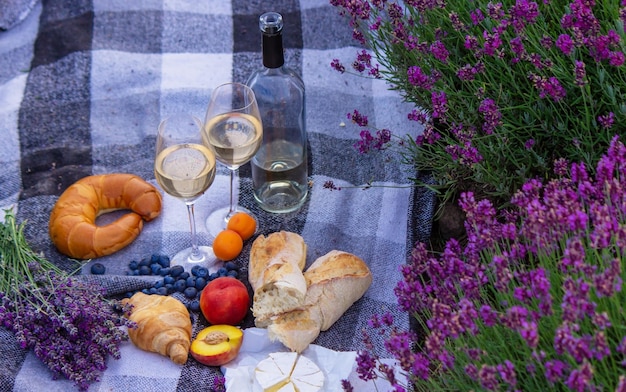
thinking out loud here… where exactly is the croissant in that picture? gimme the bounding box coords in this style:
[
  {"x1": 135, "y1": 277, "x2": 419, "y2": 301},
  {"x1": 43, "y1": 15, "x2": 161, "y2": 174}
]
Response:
[
  {"x1": 48, "y1": 173, "x2": 162, "y2": 259},
  {"x1": 123, "y1": 292, "x2": 192, "y2": 365}
]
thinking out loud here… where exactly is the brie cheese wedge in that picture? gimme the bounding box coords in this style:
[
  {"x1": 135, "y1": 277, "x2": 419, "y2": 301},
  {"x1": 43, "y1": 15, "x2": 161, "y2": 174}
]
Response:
[{"x1": 255, "y1": 352, "x2": 324, "y2": 392}]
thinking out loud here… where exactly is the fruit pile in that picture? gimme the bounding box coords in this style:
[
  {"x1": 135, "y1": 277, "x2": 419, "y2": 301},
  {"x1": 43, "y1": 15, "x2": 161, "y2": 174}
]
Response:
[
  {"x1": 122, "y1": 254, "x2": 242, "y2": 312},
  {"x1": 213, "y1": 212, "x2": 257, "y2": 261}
]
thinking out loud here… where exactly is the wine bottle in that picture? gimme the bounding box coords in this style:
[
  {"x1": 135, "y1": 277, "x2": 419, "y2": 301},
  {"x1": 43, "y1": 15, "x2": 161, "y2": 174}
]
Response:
[{"x1": 246, "y1": 11, "x2": 308, "y2": 213}]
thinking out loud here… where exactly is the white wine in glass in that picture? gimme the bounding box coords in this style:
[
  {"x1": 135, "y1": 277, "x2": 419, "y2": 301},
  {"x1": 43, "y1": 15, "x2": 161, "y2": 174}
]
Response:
[
  {"x1": 203, "y1": 83, "x2": 263, "y2": 237},
  {"x1": 155, "y1": 113, "x2": 220, "y2": 272}
]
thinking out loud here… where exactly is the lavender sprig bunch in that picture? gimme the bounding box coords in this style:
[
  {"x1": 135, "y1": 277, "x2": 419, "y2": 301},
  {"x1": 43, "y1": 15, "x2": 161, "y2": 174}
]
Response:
[
  {"x1": 331, "y1": 0, "x2": 626, "y2": 209},
  {"x1": 344, "y1": 136, "x2": 626, "y2": 391},
  {"x1": 0, "y1": 211, "x2": 134, "y2": 391}
]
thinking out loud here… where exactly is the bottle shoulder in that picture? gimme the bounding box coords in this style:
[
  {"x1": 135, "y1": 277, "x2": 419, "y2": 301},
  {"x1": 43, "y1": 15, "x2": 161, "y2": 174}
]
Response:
[{"x1": 247, "y1": 66, "x2": 305, "y2": 91}]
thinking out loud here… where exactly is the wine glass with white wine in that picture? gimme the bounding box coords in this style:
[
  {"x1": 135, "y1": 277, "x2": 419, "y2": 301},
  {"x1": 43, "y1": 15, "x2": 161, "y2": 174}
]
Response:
[
  {"x1": 154, "y1": 113, "x2": 221, "y2": 272},
  {"x1": 203, "y1": 82, "x2": 263, "y2": 237}
]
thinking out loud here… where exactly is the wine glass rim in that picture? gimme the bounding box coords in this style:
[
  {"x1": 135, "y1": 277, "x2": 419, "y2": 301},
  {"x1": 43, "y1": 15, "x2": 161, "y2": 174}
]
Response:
[
  {"x1": 158, "y1": 113, "x2": 203, "y2": 134},
  {"x1": 210, "y1": 82, "x2": 258, "y2": 111}
]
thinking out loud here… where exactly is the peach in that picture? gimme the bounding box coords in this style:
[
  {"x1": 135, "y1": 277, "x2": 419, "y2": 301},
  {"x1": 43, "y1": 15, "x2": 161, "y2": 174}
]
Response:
[
  {"x1": 200, "y1": 277, "x2": 249, "y2": 325},
  {"x1": 190, "y1": 325, "x2": 244, "y2": 366}
]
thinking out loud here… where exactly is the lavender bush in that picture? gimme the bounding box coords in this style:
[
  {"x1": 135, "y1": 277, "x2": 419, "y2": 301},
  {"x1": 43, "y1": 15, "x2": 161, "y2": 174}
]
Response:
[
  {"x1": 344, "y1": 136, "x2": 626, "y2": 391},
  {"x1": 331, "y1": 0, "x2": 626, "y2": 207}
]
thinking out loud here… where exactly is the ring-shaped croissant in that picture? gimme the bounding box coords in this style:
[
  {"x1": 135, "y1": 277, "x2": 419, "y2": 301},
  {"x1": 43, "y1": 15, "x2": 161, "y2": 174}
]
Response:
[{"x1": 49, "y1": 173, "x2": 162, "y2": 259}]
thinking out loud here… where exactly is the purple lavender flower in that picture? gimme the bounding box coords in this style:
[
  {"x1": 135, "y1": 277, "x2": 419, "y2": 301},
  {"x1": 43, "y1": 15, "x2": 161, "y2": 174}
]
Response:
[
  {"x1": 482, "y1": 29, "x2": 503, "y2": 56},
  {"x1": 597, "y1": 112, "x2": 615, "y2": 129},
  {"x1": 464, "y1": 35, "x2": 479, "y2": 51},
  {"x1": 407, "y1": 66, "x2": 433, "y2": 90},
  {"x1": 331, "y1": 59, "x2": 346, "y2": 73},
  {"x1": 478, "y1": 98, "x2": 502, "y2": 134},
  {"x1": 470, "y1": 8, "x2": 485, "y2": 25},
  {"x1": 565, "y1": 361, "x2": 594, "y2": 392},
  {"x1": 509, "y1": 0, "x2": 540, "y2": 32},
  {"x1": 348, "y1": 109, "x2": 368, "y2": 127},
  {"x1": 385, "y1": 330, "x2": 418, "y2": 372},
  {"x1": 431, "y1": 91, "x2": 448, "y2": 119},
  {"x1": 430, "y1": 40, "x2": 449, "y2": 63},
  {"x1": 556, "y1": 34, "x2": 574, "y2": 55},
  {"x1": 355, "y1": 348, "x2": 378, "y2": 381},
  {"x1": 609, "y1": 51, "x2": 625, "y2": 66},
  {"x1": 545, "y1": 359, "x2": 568, "y2": 384},
  {"x1": 478, "y1": 364, "x2": 499, "y2": 391},
  {"x1": 497, "y1": 359, "x2": 517, "y2": 388},
  {"x1": 0, "y1": 269, "x2": 133, "y2": 391},
  {"x1": 355, "y1": 129, "x2": 374, "y2": 153}
]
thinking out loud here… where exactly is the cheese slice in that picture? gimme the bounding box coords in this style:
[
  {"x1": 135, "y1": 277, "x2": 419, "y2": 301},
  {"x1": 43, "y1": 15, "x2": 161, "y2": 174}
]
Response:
[{"x1": 255, "y1": 352, "x2": 325, "y2": 392}]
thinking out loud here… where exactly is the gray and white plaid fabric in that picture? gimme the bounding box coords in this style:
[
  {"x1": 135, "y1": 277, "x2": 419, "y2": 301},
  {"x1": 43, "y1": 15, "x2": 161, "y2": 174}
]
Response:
[{"x1": 0, "y1": 0, "x2": 434, "y2": 391}]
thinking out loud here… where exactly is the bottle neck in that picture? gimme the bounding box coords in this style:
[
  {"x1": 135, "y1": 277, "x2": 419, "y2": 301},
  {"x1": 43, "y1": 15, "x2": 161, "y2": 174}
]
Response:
[{"x1": 262, "y1": 33, "x2": 284, "y2": 69}]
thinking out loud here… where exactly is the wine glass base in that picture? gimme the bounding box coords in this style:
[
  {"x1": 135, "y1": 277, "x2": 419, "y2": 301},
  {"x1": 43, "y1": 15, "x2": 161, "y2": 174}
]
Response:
[
  {"x1": 170, "y1": 245, "x2": 223, "y2": 273},
  {"x1": 206, "y1": 205, "x2": 256, "y2": 238}
]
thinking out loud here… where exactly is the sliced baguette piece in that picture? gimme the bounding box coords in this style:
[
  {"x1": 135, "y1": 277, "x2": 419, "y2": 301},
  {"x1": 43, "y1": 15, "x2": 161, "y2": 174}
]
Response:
[
  {"x1": 249, "y1": 231, "x2": 308, "y2": 323},
  {"x1": 266, "y1": 307, "x2": 323, "y2": 353},
  {"x1": 303, "y1": 250, "x2": 372, "y2": 331},
  {"x1": 266, "y1": 250, "x2": 372, "y2": 352},
  {"x1": 248, "y1": 231, "x2": 307, "y2": 292}
]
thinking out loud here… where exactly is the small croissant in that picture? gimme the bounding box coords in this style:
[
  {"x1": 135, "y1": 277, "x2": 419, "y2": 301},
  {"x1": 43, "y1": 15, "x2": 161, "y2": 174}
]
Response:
[{"x1": 123, "y1": 292, "x2": 192, "y2": 364}]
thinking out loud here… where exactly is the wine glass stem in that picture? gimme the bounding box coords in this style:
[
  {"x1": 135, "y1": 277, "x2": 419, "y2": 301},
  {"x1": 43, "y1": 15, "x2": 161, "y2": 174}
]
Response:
[
  {"x1": 228, "y1": 169, "x2": 236, "y2": 217},
  {"x1": 186, "y1": 202, "x2": 202, "y2": 261}
]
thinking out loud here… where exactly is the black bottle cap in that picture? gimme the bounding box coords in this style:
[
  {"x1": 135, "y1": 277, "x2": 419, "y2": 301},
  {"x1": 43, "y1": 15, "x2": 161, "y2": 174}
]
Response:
[{"x1": 260, "y1": 12, "x2": 284, "y2": 69}]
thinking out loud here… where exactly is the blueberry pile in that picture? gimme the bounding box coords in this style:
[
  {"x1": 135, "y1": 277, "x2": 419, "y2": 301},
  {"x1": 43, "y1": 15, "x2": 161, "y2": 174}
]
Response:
[{"x1": 124, "y1": 254, "x2": 241, "y2": 312}]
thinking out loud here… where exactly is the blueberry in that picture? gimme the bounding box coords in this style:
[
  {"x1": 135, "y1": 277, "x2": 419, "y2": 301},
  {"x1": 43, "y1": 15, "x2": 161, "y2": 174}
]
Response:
[
  {"x1": 185, "y1": 276, "x2": 196, "y2": 287},
  {"x1": 165, "y1": 283, "x2": 174, "y2": 294},
  {"x1": 164, "y1": 276, "x2": 175, "y2": 284},
  {"x1": 159, "y1": 267, "x2": 171, "y2": 276},
  {"x1": 141, "y1": 288, "x2": 150, "y2": 294},
  {"x1": 170, "y1": 265, "x2": 184, "y2": 277},
  {"x1": 158, "y1": 255, "x2": 171, "y2": 268},
  {"x1": 174, "y1": 280, "x2": 187, "y2": 293},
  {"x1": 150, "y1": 254, "x2": 160, "y2": 263},
  {"x1": 139, "y1": 265, "x2": 151, "y2": 275},
  {"x1": 224, "y1": 261, "x2": 238, "y2": 271},
  {"x1": 150, "y1": 263, "x2": 162, "y2": 275},
  {"x1": 188, "y1": 299, "x2": 200, "y2": 312},
  {"x1": 191, "y1": 265, "x2": 201, "y2": 276},
  {"x1": 179, "y1": 272, "x2": 190, "y2": 280},
  {"x1": 218, "y1": 267, "x2": 228, "y2": 277},
  {"x1": 132, "y1": 269, "x2": 139, "y2": 276},
  {"x1": 195, "y1": 267, "x2": 209, "y2": 278},
  {"x1": 156, "y1": 287, "x2": 169, "y2": 296},
  {"x1": 153, "y1": 279, "x2": 165, "y2": 289},
  {"x1": 90, "y1": 263, "x2": 106, "y2": 275},
  {"x1": 138, "y1": 258, "x2": 151, "y2": 267},
  {"x1": 125, "y1": 291, "x2": 135, "y2": 298},
  {"x1": 227, "y1": 269, "x2": 238, "y2": 278},
  {"x1": 195, "y1": 277, "x2": 207, "y2": 290},
  {"x1": 128, "y1": 260, "x2": 139, "y2": 270},
  {"x1": 148, "y1": 287, "x2": 158, "y2": 294},
  {"x1": 183, "y1": 287, "x2": 198, "y2": 299},
  {"x1": 209, "y1": 272, "x2": 219, "y2": 281}
]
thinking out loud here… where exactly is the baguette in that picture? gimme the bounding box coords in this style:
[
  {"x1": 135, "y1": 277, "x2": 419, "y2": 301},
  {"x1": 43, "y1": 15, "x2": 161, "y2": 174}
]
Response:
[
  {"x1": 249, "y1": 231, "x2": 308, "y2": 324},
  {"x1": 266, "y1": 250, "x2": 372, "y2": 352}
]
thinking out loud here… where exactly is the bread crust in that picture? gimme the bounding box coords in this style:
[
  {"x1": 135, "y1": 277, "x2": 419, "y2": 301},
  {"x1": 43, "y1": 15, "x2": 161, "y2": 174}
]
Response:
[
  {"x1": 263, "y1": 250, "x2": 372, "y2": 352},
  {"x1": 249, "y1": 231, "x2": 308, "y2": 323},
  {"x1": 48, "y1": 173, "x2": 162, "y2": 259},
  {"x1": 248, "y1": 231, "x2": 306, "y2": 292}
]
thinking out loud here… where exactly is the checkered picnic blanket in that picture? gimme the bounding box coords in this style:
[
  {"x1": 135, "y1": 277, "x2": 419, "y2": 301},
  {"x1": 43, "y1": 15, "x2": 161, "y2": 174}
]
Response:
[{"x1": 0, "y1": 1, "x2": 434, "y2": 391}]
